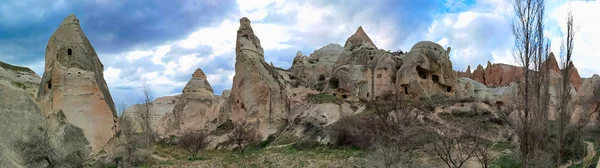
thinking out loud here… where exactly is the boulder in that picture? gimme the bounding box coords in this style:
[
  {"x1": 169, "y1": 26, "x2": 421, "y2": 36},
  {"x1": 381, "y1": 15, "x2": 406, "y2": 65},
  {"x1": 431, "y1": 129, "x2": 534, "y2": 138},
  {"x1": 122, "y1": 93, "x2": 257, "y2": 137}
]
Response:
[
  {"x1": 395, "y1": 41, "x2": 457, "y2": 99},
  {"x1": 457, "y1": 77, "x2": 494, "y2": 102},
  {"x1": 0, "y1": 61, "x2": 41, "y2": 98},
  {"x1": 229, "y1": 17, "x2": 291, "y2": 138},
  {"x1": 36, "y1": 14, "x2": 118, "y2": 152}
]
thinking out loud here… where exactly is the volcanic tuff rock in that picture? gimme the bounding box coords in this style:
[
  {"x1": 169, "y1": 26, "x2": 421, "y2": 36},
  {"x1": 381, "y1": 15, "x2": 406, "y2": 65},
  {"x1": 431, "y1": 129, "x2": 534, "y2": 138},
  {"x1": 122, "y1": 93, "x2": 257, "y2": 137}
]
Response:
[
  {"x1": 0, "y1": 83, "x2": 46, "y2": 167},
  {"x1": 324, "y1": 26, "x2": 401, "y2": 100},
  {"x1": 159, "y1": 68, "x2": 227, "y2": 136},
  {"x1": 229, "y1": 17, "x2": 291, "y2": 138},
  {"x1": 396, "y1": 41, "x2": 457, "y2": 98},
  {"x1": 36, "y1": 14, "x2": 118, "y2": 151},
  {"x1": 0, "y1": 61, "x2": 41, "y2": 98},
  {"x1": 291, "y1": 44, "x2": 343, "y2": 90},
  {"x1": 0, "y1": 83, "x2": 90, "y2": 167}
]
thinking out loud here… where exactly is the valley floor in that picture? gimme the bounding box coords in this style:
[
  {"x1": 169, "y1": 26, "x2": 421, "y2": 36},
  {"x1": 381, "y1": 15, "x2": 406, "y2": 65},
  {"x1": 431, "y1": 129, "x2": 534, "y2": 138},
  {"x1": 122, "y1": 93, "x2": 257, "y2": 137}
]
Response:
[{"x1": 147, "y1": 145, "x2": 367, "y2": 168}]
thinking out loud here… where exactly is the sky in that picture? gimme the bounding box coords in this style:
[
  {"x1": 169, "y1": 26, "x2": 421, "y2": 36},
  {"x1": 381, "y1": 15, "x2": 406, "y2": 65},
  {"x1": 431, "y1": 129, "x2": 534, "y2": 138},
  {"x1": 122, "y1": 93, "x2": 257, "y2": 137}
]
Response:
[{"x1": 0, "y1": 0, "x2": 598, "y2": 112}]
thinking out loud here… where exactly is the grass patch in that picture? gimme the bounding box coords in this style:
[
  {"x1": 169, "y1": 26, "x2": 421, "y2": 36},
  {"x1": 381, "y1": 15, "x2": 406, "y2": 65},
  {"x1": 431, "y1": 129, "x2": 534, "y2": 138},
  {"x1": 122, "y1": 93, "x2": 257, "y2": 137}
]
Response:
[
  {"x1": 490, "y1": 152, "x2": 521, "y2": 168},
  {"x1": 307, "y1": 93, "x2": 342, "y2": 104},
  {"x1": 148, "y1": 145, "x2": 366, "y2": 167},
  {"x1": 492, "y1": 141, "x2": 516, "y2": 151}
]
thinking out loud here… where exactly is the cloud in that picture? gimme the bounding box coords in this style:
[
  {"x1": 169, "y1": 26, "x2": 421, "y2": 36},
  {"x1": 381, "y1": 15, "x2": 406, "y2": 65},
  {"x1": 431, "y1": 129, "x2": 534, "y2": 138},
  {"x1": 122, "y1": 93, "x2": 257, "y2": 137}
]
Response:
[
  {"x1": 425, "y1": 0, "x2": 514, "y2": 71},
  {"x1": 547, "y1": 0, "x2": 600, "y2": 77}
]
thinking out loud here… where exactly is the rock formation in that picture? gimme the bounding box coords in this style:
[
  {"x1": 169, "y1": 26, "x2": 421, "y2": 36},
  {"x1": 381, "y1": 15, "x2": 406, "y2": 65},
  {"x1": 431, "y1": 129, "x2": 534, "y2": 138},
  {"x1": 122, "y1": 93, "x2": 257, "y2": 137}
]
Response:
[
  {"x1": 0, "y1": 61, "x2": 41, "y2": 98},
  {"x1": 158, "y1": 68, "x2": 226, "y2": 135},
  {"x1": 290, "y1": 44, "x2": 343, "y2": 90},
  {"x1": 541, "y1": 53, "x2": 561, "y2": 74},
  {"x1": 0, "y1": 83, "x2": 47, "y2": 166},
  {"x1": 324, "y1": 26, "x2": 402, "y2": 100},
  {"x1": 36, "y1": 14, "x2": 118, "y2": 151},
  {"x1": 0, "y1": 82, "x2": 90, "y2": 167},
  {"x1": 569, "y1": 62, "x2": 583, "y2": 90},
  {"x1": 229, "y1": 17, "x2": 290, "y2": 138},
  {"x1": 395, "y1": 41, "x2": 457, "y2": 98},
  {"x1": 472, "y1": 64, "x2": 485, "y2": 84}
]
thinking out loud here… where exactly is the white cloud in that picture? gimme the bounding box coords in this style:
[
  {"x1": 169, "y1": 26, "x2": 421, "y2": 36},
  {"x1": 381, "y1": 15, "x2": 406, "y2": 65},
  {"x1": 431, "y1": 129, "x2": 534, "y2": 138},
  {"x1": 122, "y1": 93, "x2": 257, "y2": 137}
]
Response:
[
  {"x1": 151, "y1": 45, "x2": 171, "y2": 65},
  {"x1": 548, "y1": 0, "x2": 600, "y2": 77},
  {"x1": 125, "y1": 50, "x2": 153, "y2": 62},
  {"x1": 104, "y1": 67, "x2": 121, "y2": 82},
  {"x1": 177, "y1": 19, "x2": 237, "y2": 56},
  {"x1": 206, "y1": 68, "x2": 235, "y2": 88},
  {"x1": 425, "y1": 0, "x2": 513, "y2": 69}
]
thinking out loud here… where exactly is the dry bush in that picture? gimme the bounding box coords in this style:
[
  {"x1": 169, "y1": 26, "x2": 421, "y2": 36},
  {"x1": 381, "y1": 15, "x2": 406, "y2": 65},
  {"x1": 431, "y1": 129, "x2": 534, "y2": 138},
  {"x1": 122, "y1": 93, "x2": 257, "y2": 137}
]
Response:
[
  {"x1": 15, "y1": 126, "x2": 87, "y2": 168},
  {"x1": 228, "y1": 120, "x2": 261, "y2": 154},
  {"x1": 178, "y1": 131, "x2": 208, "y2": 159},
  {"x1": 116, "y1": 114, "x2": 151, "y2": 167},
  {"x1": 329, "y1": 114, "x2": 378, "y2": 149}
]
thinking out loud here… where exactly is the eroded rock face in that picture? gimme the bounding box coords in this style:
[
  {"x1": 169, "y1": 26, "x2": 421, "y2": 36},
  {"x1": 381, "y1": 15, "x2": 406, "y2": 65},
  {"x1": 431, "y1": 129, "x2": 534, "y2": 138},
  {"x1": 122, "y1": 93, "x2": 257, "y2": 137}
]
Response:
[
  {"x1": 290, "y1": 44, "x2": 343, "y2": 90},
  {"x1": 36, "y1": 14, "x2": 118, "y2": 151},
  {"x1": 229, "y1": 17, "x2": 290, "y2": 138},
  {"x1": 396, "y1": 41, "x2": 456, "y2": 98},
  {"x1": 569, "y1": 62, "x2": 583, "y2": 91},
  {"x1": 463, "y1": 63, "x2": 524, "y2": 88},
  {"x1": 0, "y1": 83, "x2": 46, "y2": 167},
  {"x1": 0, "y1": 83, "x2": 90, "y2": 167},
  {"x1": 324, "y1": 27, "x2": 401, "y2": 100},
  {"x1": 0, "y1": 61, "x2": 41, "y2": 98}
]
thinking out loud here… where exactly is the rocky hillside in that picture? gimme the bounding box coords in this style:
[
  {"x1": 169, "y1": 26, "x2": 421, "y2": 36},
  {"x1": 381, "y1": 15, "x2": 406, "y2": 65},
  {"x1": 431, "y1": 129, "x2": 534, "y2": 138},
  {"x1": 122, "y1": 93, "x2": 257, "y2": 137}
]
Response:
[{"x1": 0, "y1": 14, "x2": 599, "y2": 167}]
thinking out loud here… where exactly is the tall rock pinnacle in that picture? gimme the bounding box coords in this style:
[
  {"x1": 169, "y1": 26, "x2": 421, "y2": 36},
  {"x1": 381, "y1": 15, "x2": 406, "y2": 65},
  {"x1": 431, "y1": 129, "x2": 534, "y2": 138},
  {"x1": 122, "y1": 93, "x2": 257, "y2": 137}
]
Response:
[
  {"x1": 229, "y1": 17, "x2": 289, "y2": 138},
  {"x1": 235, "y1": 17, "x2": 264, "y2": 58},
  {"x1": 36, "y1": 14, "x2": 118, "y2": 151}
]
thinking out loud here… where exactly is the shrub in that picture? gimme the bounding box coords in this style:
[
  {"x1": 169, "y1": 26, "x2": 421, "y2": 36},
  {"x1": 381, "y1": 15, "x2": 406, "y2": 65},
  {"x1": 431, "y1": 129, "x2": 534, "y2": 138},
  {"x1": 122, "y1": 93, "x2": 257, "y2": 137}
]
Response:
[
  {"x1": 256, "y1": 135, "x2": 276, "y2": 148},
  {"x1": 178, "y1": 131, "x2": 208, "y2": 159},
  {"x1": 228, "y1": 120, "x2": 261, "y2": 154}
]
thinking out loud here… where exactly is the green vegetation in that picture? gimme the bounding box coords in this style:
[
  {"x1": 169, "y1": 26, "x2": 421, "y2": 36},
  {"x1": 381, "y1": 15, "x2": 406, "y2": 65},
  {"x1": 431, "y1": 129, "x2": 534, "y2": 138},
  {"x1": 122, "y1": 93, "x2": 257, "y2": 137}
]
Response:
[
  {"x1": 150, "y1": 144, "x2": 367, "y2": 168},
  {"x1": 490, "y1": 152, "x2": 521, "y2": 168},
  {"x1": 307, "y1": 93, "x2": 342, "y2": 104}
]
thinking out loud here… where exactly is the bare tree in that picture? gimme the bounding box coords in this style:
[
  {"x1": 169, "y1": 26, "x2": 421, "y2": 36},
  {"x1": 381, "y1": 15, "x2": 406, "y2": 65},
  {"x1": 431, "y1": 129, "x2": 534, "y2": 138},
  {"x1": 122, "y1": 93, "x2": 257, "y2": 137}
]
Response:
[
  {"x1": 178, "y1": 131, "x2": 209, "y2": 159},
  {"x1": 555, "y1": 8, "x2": 576, "y2": 164},
  {"x1": 137, "y1": 80, "x2": 154, "y2": 149},
  {"x1": 428, "y1": 128, "x2": 480, "y2": 168},
  {"x1": 228, "y1": 120, "x2": 260, "y2": 154},
  {"x1": 367, "y1": 95, "x2": 433, "y2": 167},
  {"x1": 510, "y1": 0, "x2": 552, "y2": 166}
]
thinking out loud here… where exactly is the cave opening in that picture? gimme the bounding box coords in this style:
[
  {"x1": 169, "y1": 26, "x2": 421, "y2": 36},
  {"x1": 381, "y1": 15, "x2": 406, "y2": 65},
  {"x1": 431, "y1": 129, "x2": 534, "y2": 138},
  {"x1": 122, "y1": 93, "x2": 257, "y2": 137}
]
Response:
[
  {"x1": 432, "y1": 75, "x2": 440, "y2": 82},
  {"x1": 446, "y1": 86, "x2": 452, "y2": 92},
  {"x1": 68, "y1": 48, "x2": 72, "y2": 55},
  {"x1": 417, "y1": 66, "x2": 428, "y2": 79},
  {"x1": 328, "y1": 78, "x2": 339, "y2": 89},
  {"x1": 47, "y1": 80, "x2": 52, "y2": 89}
]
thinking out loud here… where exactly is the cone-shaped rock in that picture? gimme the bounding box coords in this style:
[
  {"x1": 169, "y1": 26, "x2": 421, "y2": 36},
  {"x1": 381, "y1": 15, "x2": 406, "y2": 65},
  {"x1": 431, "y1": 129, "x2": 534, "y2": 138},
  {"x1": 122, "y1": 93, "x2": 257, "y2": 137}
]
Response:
[
  {"x1": 344, "y1": 26, "x2": 377, "y2": 50},
  {"x1": 542, "y1": 52, "x2": 560, "y2": 74},
  {"x1": 182, "y1": 68, "x2": 213, "y2": 96},
  {"x1": 36, "y1": 14, "x2": 118, "y2": 151},
  {"x1": 568, "y1": 61, "x2": 582, "y2": 90},
  {"x1": 230, "y1": 17, "x2": 290, "y2": 137},
  {"x1": 472, "y1": 64, "x2": 485, "y2": 84}
]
